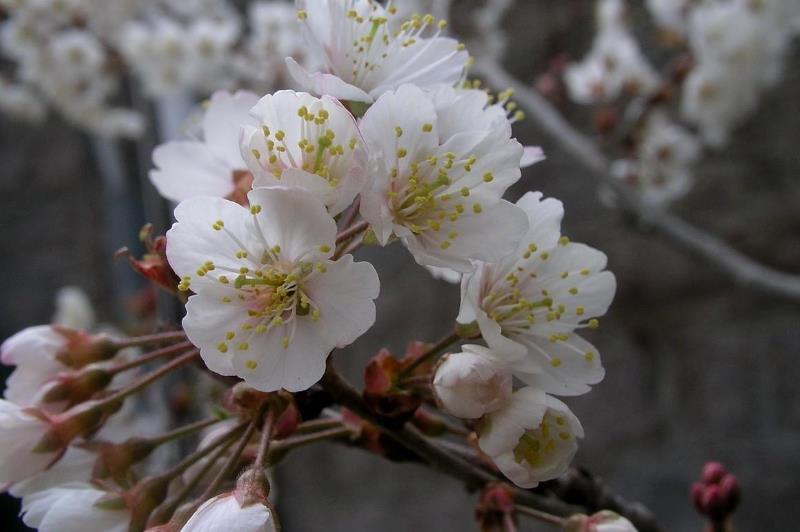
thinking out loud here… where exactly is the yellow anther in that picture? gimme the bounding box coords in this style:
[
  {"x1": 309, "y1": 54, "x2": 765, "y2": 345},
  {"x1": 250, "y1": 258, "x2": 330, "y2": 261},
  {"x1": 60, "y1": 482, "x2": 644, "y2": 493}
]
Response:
[
  {"x1": 588, "y1": 319, "x2": 600, "y2": 329},
  {"x1": 438, "y1": 20, "x2": 447, "y2": 29},
  {"x1": 212, "y1": 219, "x2": 224, "y2": 231},
  {"x1": 245, "y1": 359, "x2": 258, "y2": 369},
  {"x1": 297, "y1": 10, "x2": 308, "y2": 20},
  {"x1": 316, "y1": 263, "x2": 328, "y2": 273},
  {"x1": 569, "y1": 287, "x2": 579, "y2": 295},
  {"x1": 514, "y1": 110, "x2": 526, "y2": 121},
  {"x1": 483, "y1": 172, "x2": 494, "y2": 183},
  {"x1": 250, "y1": 205, "x2": 262, "y2": 214},
  {"x1": 275, "y1": 130, "x2": 285, "y2": 141},
  {"x1": 396, "y1": 148, "x2": 407, "y2": 158},
  {"x1": 447, "y1": 230, "x2": 458, "y2": 239},
  {"x1": 237, "y1": 342, "x2": 250, "y2": 351},
  {"x1": 440, "y1": 241, "x2": 451, "y2": 250},
  {"x1": 217, "y1": 343, "x2": 228, "y2": 353},
  {"x1": 460, "y1": 187, "x2": 470, "y2": 197},
  {"x1": 576, "y1": 306, "x2": 585, "y2": 316},
  {"x1": 395, "y1": 126, "x2": 403, "y2": 137},
  {"x1": 540, "y1": 252, "x2": 550, "y2": 261},
  {"x1": 422, "y1": 123, "x2": 433, "y2": 133},
  {"x1": 559, "y1": 236, "x2": 570, "y2": 246},
  {"x1": 251, "y1": 149, "x2": 261, "y2": 159},
  {"x1": 580, "y1": 268, "x2": 591, "y2": 276},
  {"x1": 282, "y1": 336, "x2": 290, "y2": 349},
  {"x1": 319, "y1": 245, "x2": 331, "y2": 253},
  {"x1": 584, "y1": 351, "x2": 595, "y2": 362},
  {"x1": 550, "y1": 358, "x2": 562, "y2": 367},
  {"x1": 473, "y1": 203, "x2": 483, "y2": 214},
  {"x1": 225, "y1": 331, "x2": 235, "y2": 340}
]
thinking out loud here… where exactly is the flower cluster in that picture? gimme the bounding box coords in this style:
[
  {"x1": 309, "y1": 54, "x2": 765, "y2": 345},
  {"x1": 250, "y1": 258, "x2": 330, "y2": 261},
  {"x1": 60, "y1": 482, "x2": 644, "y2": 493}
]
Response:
[
  {"x1": 433, "y1": 192, "x2": 615, "y2": 487},
  {"x1": 678, "y1": 0, "x2": 799, "y2": 147},
  {"x1": 0, "y1": 0, "x2": 312, "y2": 136},
  {"x1": 0, "y1": 0, "x2": 624, "y2": 529},
  {"x1": 564, "y1": 0, "x2": 799, "y2": 204}
]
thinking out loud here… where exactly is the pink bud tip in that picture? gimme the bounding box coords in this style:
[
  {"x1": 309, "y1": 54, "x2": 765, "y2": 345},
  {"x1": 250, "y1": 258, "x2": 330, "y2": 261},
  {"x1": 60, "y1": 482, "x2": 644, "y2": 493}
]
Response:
[{"x1": 701, "y1": 461, "x2": 727, "y2": 485}]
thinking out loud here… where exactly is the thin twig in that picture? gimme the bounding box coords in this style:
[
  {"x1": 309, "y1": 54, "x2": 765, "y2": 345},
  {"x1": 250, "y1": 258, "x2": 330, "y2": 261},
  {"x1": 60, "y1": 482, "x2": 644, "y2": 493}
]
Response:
[
  {"x1": 399, "y1": 331, "x2": 461, "y2": 379},
  {"x1": 474, "y1": 58, "x2": 800, "y2": 302},
  {"x1": 112, "y1": 330, "x2": 187, "y2": 348},
  {"x1": 108, "y1": 341, "x2": 193, "y2": 374},
  {"x1": 516, "y1": 504, "x2": 566, "y2": 527}
]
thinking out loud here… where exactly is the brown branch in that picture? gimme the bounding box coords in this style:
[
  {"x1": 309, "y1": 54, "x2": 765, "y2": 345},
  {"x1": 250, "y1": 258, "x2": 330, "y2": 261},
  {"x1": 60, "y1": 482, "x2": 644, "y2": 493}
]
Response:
[
  {"x1": 474, "y1": 58, "x2": 800, "y2": 302},
  {"x1": 320, "y1": 358, "x2": 590, "y2": 520}
]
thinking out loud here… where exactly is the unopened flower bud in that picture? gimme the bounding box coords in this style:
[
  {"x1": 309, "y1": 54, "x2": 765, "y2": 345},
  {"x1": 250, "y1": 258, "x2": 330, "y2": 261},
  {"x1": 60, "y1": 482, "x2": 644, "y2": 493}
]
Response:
[
  {"x1": 476, "y1": 483, "x2": 516, "y2": 531},
  {"x1": 701, "y1": 461, "x2": 726, "y2": 485},
  {"x1": 701, "y1": 485, "x2": 725, "y2": 521},
  {"x1": 718, "y1": 474, "x2": 740, "y2": 512},
  {"x1": 1, "y1": 325, "x2": 118, "y2": 408},
  {"x1": 181, "y1": 492, "x2": 279, "y2": 532},
  {"x1": 433, "y1": 345, "x2": 512, "y2": 419}
]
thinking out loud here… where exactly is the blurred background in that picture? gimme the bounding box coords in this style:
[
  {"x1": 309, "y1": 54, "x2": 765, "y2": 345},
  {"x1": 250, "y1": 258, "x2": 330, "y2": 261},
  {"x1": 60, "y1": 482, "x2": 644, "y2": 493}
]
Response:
[{"x1": 1, "y1": 0, "x2": 798, "y2": 530}]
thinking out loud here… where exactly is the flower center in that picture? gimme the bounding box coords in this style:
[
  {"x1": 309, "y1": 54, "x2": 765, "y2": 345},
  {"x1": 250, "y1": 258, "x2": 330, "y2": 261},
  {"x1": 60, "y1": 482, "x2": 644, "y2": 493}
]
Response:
[
  {"x1": 308, "y1": 2, "x2": 453, "y2": 91},
  {"x1": 512, "y1": 413, "x2": 571, "y2": 468},
  {"x1": 252, "y1": 104, "x2": 358, "y2": 187},
  {"x1": 386, "y1": 136, "x2": 489, "y2": 249}
]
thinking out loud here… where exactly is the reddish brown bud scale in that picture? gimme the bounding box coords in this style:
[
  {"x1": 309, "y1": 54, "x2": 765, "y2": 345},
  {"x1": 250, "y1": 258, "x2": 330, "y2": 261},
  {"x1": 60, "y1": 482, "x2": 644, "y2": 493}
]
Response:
[
  {"x1": 475, "y1": 483, "x2": 516, "y2": 532},
  {"x1": 39, "y1": 365, "x2": 113, "y2": 407},
  {"x1": 52, "y1": 327, "x2": 119, "y2": 368}
]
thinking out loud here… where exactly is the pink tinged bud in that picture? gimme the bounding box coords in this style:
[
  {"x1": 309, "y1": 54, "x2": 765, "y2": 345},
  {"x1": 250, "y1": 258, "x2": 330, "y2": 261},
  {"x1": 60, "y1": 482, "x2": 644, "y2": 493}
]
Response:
[
  {"x1": 181, "y1": 493, "x2": 278, "y2": 532},
  {"x1": 690, "y1": 482, "x2": 706, "y2": 513},
  {"x1": 719, "y1": 474, "x2": 741, "y2": 513},
  {"x1": 701, "y1": 485, "x2": 726, "y2": 521},
  {"x1": 0, "y1": 400, "x2": 59, "y2": 484},
  {"x1": 701, "y1": 461, "x2": 727, "y2": 485},
  {"x1": 432, "y1": 346, "x2": 512, "y2": 419}
]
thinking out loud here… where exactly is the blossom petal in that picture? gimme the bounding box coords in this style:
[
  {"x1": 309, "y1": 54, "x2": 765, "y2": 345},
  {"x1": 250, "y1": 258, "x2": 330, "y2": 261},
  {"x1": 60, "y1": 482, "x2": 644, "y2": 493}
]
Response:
[
  {"x1": 202, "y1": 90, "x2": 260, "y2": 169},
  {"x1": 304, "y1": 254, "x2": 379, "y2": 348},
  {"x1": 151, "y1": 142, "x2": 234, "y2": 203},
  {"x1": 285, "y1": 57, "x2": 372, "y2": 103}
]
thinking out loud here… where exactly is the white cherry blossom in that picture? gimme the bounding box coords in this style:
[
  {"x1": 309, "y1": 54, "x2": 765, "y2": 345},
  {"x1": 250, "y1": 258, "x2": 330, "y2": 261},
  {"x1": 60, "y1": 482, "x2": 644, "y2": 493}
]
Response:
[
  {"x1": 432, "y1": 345, "x2": 512, "y2": 419},
  {"x1": 458, "y1": 192, "x2": 615, "y2": 396},
  {"x1": 478, "y1": 388, "x2": 583, "y2": 488},
  {"x1": 182, "y1": 493, "x2": 277, "y2": 532},
  {"x1": 0, "y1": 399, "x2": 57, "y2": 485},
  {"x1": 166, "y1": 187, "x2": 380, "y2": 392},
  {"x1": 565, "y1": 0, "x2": 660, "y2": 104},
  {"x1": 359, "y1": 83, "x2": 529, "y2": 272},
  {"x1": 240, "y1": 90, "x2": 368, "y2": 215},
  {"x1": 150, "y1": 90, "x2": 260, "y2": 204},
  {"x1": 2, "y1": 325, "x2": 74, "y2": 407},
  {"x1": 21, "y1": 482, "x2": 130, "y2": 532},
  {"x1": 287, "y1": 0, "x2": 469, "y2": 103},
  {"x1": 612, "y1": 111, "x2": 701, "y2": 205}
]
